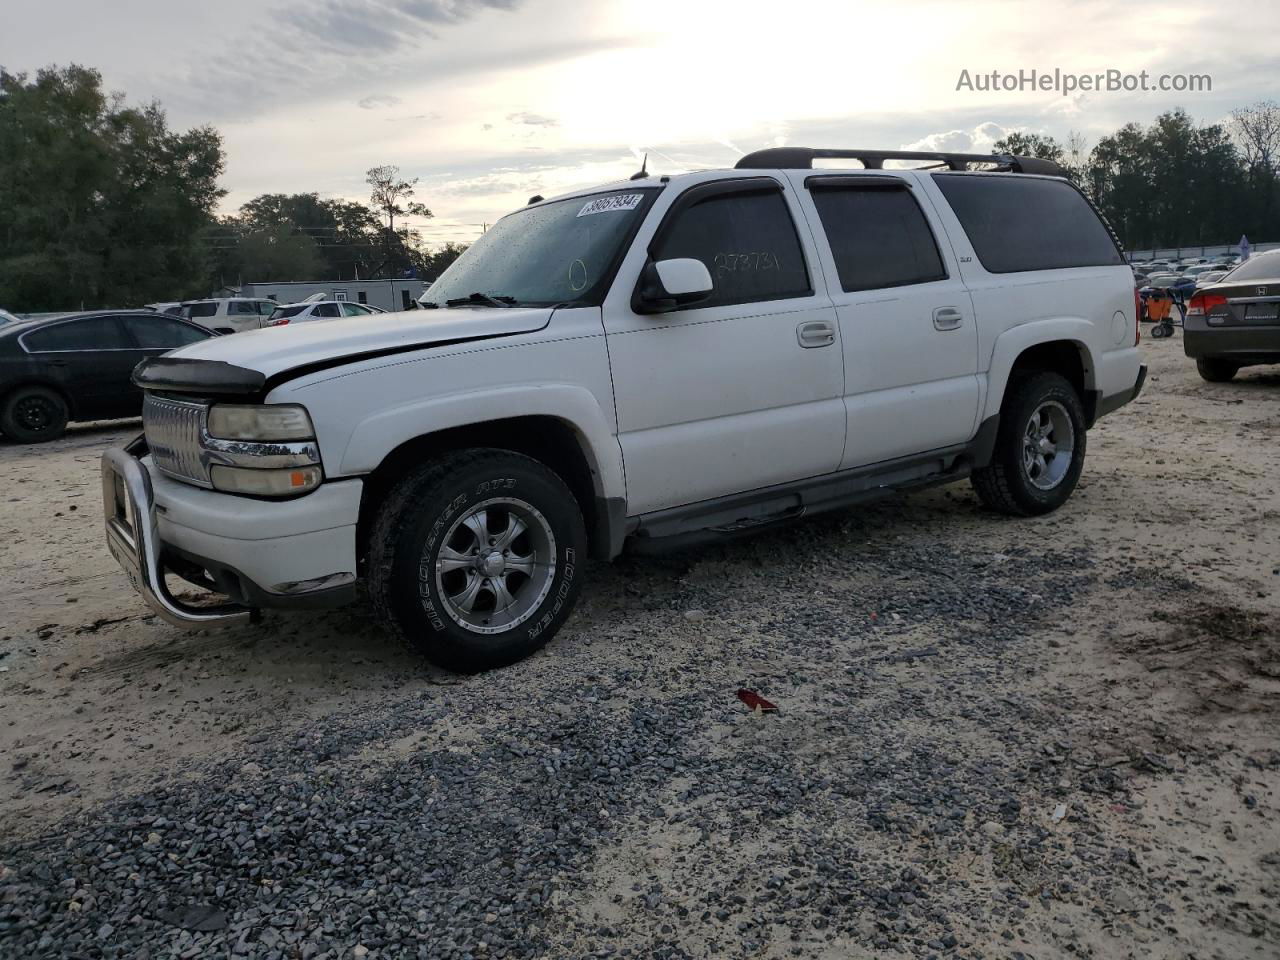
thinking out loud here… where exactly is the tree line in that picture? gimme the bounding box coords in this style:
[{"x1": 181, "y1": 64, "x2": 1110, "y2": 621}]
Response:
[
  {"x1": 0, "y1": 66, "x2": 466, "y2": 312},
  {"x1": 3, "y1": 65, "x2": 1278, "y2": 312}
]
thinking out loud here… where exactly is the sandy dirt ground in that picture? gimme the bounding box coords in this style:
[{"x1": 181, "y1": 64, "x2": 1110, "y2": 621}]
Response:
[{"x1": 0, "y1": 334, "x2": 1276, "y2": 959}]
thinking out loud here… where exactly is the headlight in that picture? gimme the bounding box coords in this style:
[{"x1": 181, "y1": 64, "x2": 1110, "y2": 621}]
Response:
[
  {"x1": 210, "y1": 465, "x2": 322, "y2": 497},
  {"x1": 207, "y1": 404, "x2": 315, "y2": 442}
]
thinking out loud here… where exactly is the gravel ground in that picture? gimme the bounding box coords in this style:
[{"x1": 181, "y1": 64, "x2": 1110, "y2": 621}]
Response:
[{"x1": 1, "y1": 336, "x2": 1277, "y2": 959}]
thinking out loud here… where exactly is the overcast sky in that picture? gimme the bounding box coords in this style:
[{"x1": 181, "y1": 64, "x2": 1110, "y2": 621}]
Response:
[{"x1": 3, "y1": 0, "x2": 1276, "y2": 247}]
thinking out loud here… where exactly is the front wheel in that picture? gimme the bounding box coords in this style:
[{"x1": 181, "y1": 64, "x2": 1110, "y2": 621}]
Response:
[
  {"x1": 1, "y1": 386, "x2": 69, "y2": 443},
  {"x1": 368, "y1": 449, "x2": 587, "y2": 672},
  {"x1": 1195, "y1": 357, "x2": 1239, "y2": 382},
  {"x1": 971, "y1": 372, "x2": 1087, "y2": 517}
]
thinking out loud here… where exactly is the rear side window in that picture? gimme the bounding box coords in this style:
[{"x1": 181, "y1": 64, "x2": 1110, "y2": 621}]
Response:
[
  {"x1": 124, "y1": 315, "x2": 211, "y2": 348},
  {"x1": 23, "y1": 317, "x2": 128, "y2": 351},
  {"x1": 1221, "y1": 252, "x2": 1280, "y2": 282},
  {"x1": 933, "y1": 175, "x2": 1123, "y2": 273},
  {"x1": 228, "y1": 301, "x2": 258, "y2": 315},
  {"x1": 652, "y1": 187, "x2": 810, "y2": 309},
  {"x1": 185, "y1": 302, "x2": 218, "y2": 318},
  {"x1": 809, "y1": 184, "x2": 947, "y2": 291},
  {"x1": 313, "y1": 303, "x2": 340, "y2": 318}
]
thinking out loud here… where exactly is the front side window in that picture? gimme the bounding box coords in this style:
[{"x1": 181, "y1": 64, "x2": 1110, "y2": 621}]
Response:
[
  {"x1": 651, "y1": 186, "x2": 810, "y2": 309},
  {"x1": 426, "y1": 189, "x2": 660, "y2": 307},
  {"x1": 810, "y1": 184, "x2": 947, "y2": 292},
  {"x1": 24, "y1": 317, "x2": 128, "y2": 352},
  {"x1": 124, "y1": 315, "x2": 211, "y2": 349},
  {"x1": 341, "y1": 303, "x2": 370, "y2": 317},
  {"x1": 933, "y1": 174, "x2": 1124, "y2": 273}
]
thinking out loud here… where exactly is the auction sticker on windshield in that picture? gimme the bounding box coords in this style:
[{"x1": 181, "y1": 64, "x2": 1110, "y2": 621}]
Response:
[{"x1": 577, "y1": 194, "x2": 644, "y2": 217}]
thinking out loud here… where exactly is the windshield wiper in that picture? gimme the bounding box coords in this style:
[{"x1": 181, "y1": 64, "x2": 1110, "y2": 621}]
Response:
[{"x1": 445, "y1": 292, "x2": 519, "y2": 308}]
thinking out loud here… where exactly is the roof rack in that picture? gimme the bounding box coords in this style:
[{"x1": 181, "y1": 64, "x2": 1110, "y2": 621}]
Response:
[{"x1": 734, "y1": 147, "x2": 1067, "y2": 177}]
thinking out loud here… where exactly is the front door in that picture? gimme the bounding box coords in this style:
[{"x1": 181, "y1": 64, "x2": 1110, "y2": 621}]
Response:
[{"x1": 603, "y1": 178, "x2": 845, "y2": 516}]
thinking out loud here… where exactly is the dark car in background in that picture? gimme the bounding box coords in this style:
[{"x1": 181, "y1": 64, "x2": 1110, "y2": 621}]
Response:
[
  {"x1": 1184, "y1": 250, "x2": 1280, "y2": 381},
  {"x1": 0, "y1": 310, "x2": 214, "y2": 442}
]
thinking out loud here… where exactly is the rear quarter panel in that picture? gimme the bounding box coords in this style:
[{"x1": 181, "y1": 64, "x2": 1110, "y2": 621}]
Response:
[{"x1": 914, "y1": 172, "x2": 1140, "y2": 419}]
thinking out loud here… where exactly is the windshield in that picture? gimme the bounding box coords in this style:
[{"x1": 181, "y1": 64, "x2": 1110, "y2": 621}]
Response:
[
  {"x1": 1221, "y1": 252, "x2": 1280, "y2": 282},
  {"x1": 426, "y1": 188, "x2": 659, "y2": 307}
]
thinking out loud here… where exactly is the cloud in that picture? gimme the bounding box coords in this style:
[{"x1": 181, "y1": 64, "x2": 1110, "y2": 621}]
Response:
[
  {"x1": 279, "y1": 0, "x2": 523, "y2": 53},
  {"x1": 358, "y1": 94, "x2": 403, "y2": 109},
  {"x1": 506, "y1": 111, "x2": 558, "y2": 127},
  {"x1": 901, "y1": 121, "x2": 1009, "y2": 154}
]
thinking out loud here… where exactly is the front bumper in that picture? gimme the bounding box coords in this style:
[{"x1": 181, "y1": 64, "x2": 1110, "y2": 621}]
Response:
[
  {"x1": 1183, "y1": 316, "x2": 1280, "y2": 363},
  {"x1": 102, "y1": 445, "x2": 360, "y2": 628}
]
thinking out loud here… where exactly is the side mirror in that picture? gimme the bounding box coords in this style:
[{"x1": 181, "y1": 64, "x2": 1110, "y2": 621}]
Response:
[{"x1": 634, "y1": 258, "x2": 713, "y2": 314}]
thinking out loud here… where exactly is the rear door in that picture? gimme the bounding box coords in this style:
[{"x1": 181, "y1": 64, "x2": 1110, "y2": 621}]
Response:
[
  {"x1": 792, "y1": 173, "x2": 979, "y2": 468},
  {"x1": 119, "y1": 313, "x2": 214, "y2": 414}
]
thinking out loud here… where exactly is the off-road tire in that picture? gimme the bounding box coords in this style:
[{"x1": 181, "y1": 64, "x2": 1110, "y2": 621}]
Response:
[
  {"x1": 971, "y1": 371, "x2": 1087, "y2": 517},
  {"x1": 1, "y1": 385, "x2": 69, "y2": 443},
  {"x1": 367, "y1": 449, "x2": 587, "y2": 673},
  {"x1": 1195, "y1": 357, "x2": 1239, "y2": 383}
]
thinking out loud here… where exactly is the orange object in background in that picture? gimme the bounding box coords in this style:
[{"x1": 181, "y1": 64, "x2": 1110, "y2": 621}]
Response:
[{"x1": 1145, "y1": 295, "x2": 1172, "y2": 322}]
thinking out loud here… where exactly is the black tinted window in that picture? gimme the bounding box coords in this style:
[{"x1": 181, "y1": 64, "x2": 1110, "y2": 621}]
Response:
[
  {"x1": 228, "y1": 301, "x2": 258, "y2": 315},
  {"x1": 24, "y1": 317, "x2": 127, "y2": 351},
  {"x1": 312, "y1": 303, "x2": 340, "y2": 317},
  {"x1": 933, "y1": 175, "x2": 1123, "y2": 273},
  {"x1": 1222, "y1": 252, "x2": 1280, "y2": 282},
  {"x1": 185, "y1": 302, "x2": 218, "y2": 318},
  {"x1": 810, "y1": 184, "x2": 946, "y2": 291},
  {"x1": 124, "y1": 315, "x2": 210, "y2": 349},
  {"x1": 653, "y1": 187, "x2": 810, "y2": 308}
]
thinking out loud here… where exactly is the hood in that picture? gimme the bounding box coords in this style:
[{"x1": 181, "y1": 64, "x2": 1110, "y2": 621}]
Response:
[
  {"x1": 135, "y1": 306, "x2": 553, "y2": 398},
  {"x1": 178, "y1": 305, "x2": 553, "y2": 378}
]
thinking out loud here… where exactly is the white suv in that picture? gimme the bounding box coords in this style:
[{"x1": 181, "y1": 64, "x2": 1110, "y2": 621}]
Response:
[
  {"x1": 181, "y1": 298, "x2": 279, "y2": 334},
  {"x1": 103, "y1": 147, "x2": 1145, "y2": 671}
]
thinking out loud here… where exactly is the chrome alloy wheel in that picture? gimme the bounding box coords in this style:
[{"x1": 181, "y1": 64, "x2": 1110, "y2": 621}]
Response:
[
  {"x1": 1022, "y1": 400, "x2": 1075, "y2": 490},
  {"x1": 432, "y1": 497, "x2": 556, "y2": 635}
]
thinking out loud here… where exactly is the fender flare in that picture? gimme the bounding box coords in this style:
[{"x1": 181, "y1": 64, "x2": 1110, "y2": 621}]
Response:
[
  {"x1": 336, "y1": 383, "x2": 625, "y2": 503},
  {"x1": 982, "y1": 318, "x2": 1099, "y2": 422}
]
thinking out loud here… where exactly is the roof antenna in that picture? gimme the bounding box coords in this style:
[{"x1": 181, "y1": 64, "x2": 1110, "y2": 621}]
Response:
[{"x1": 629, "y1": 153, "x2": 649, "y2": 180}]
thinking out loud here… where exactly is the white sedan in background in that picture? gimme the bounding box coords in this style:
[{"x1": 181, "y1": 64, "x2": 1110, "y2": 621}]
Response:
[{"x1": 266, "y1": 300, "x2": 385, "y2": 327}]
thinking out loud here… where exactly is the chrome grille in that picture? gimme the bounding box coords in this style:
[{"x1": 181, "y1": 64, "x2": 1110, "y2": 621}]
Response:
[{"x1": 143, "y1": 395, "x2": 211, "y2": 486}]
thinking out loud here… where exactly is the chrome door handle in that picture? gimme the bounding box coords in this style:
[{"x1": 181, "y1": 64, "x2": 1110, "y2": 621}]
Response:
[
  {"x1": 933, "y1": 307, "x2": 963, "y2": 331},
  {"x1": 797, "y1": 320, "x2": 835, "y2": 348}
]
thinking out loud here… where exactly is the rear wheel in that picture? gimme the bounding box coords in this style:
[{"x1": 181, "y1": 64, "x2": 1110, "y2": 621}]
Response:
[
  {"x1": 971, "y1": 372, "x2": 1087, "y2": 517},
  {"x1": 1195, "y1": 357, "x2": 1239, "y2": 382},
  {"x1": 368, "y1": 449, "x2": 587, "y2": 672},
  {"x1": 1, "y1": 386, "x2": 69, "y2": 443}
]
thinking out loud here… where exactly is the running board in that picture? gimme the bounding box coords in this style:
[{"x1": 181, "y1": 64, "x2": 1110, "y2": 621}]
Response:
[{"x1": 627, "y1": 444, "x2": 971, "y2": 552}]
